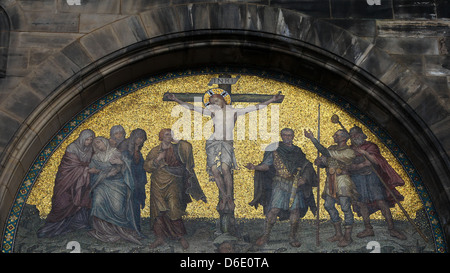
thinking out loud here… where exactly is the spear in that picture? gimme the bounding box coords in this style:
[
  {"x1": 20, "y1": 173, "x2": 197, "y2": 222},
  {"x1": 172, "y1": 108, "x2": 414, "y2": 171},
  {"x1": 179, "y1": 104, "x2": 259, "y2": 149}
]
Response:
[
  {"x1": 316, "y1": 104, "x2": 321, "y2": 246},
  {"x1": 330, "y1": 114, "x2": 429, "y2": 243}
]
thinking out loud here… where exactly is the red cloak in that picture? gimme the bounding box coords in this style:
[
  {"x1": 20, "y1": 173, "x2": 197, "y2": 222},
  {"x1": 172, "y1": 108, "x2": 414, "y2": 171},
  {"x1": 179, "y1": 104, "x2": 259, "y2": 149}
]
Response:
[
  {"x1": 45, "y1": 151, "x2": 92, "y2": 223},
  {"x1": 356, "y1": 141, "x2": 404, "y2": 208}
]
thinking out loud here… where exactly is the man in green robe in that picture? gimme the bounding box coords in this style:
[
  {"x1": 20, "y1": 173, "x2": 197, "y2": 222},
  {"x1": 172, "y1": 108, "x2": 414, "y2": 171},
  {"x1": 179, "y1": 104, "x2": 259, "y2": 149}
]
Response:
[{"x1": 246, "y1": 128, "x2": 318, "y2": 247}]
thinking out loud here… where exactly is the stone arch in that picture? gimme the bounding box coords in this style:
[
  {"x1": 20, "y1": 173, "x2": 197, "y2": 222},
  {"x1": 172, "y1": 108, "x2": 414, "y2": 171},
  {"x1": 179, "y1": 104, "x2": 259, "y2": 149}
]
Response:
[{"x1": 0, "y1": 3, "x2": 449, "y2": 246}]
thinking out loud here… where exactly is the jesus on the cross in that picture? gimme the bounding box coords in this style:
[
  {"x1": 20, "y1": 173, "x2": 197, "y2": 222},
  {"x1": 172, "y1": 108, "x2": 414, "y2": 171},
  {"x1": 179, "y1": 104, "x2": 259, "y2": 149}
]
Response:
[{"x1": 164, "y1": 91, "x2": 283, "y2": 212}]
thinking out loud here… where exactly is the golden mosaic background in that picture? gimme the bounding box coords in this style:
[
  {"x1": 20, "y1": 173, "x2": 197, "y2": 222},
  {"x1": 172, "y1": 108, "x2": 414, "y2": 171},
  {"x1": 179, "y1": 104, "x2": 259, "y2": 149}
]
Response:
[{"x1": 27, "y1": 74, "x2": 423, "y2": 221}]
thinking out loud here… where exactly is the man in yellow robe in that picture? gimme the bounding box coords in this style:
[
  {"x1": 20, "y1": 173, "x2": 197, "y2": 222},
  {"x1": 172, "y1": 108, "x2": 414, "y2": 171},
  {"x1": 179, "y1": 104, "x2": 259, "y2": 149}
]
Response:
[{"x1": 144, "y1": 129, "x2": 207, "y2": 250}]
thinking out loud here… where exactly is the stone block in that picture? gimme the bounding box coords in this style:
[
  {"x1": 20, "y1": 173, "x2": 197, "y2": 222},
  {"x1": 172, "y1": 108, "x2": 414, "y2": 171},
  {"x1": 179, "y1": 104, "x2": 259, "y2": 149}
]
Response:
[
  {"x1": 430, "y1": 115, "x2": 450, "y2": 151},
  {"x1": 141, "y1": 6, "x2": 191, "y2": 38},
  {"x1": 304, "y1": 19, "x2": 345, "y2": 54},
  {"x1": 5, "y1": 47, "x2": 28, "y2": 76},
  {"x1": 377, "y1": 20, "x2": 450, "y2": 38},
  {"x1": 110, "y1": 16, "x2": 148, "y2": 48},
  {"x1": 390, "y1": 54, "x2": 424, "y2": 75},
  {"x1": 121, "y1": 0, "x2": 170, "y2": 14},
  {"x1": 216, "y1": 3, "x2": 247, "y2": 30},
  {"x1": 1, "y1": 83, "x2": 41, "y2": 121},
  {"x1": 331, "y1": 0, "x2": 393, "y2": 19},
  {"x1": 18, "y1": 0, "x2": 56, "y2": 12},
  {"x1": 26, "y1": 53, "x2": 79, "y2": 98},
  {"x1": 393, "y1": 0, "x2": 437, "y2": 19},
  {"x1": 271, "y1": 0, "x2": 330, "y2": 18},
  {"x1": 332, "y1": 28, "x2": 372, "y2": 65},
  {"x1": 422, "y1": 76, "x2": 450, "y2": 102},
  {"x1": 408, "y1": 87, "x2": 449, "y2": 126},
  {"x1": 79, "y1": 26, "x2": 122, "y2": 61},
  {"x1": 253, "y1": 4, "x2": 279, "y2": 35},
  {"x1": 436, "y1": 0, "x2": 450, "y2": 19},
  {"x1": 55, "y1": 94, "x2": 84, "y2": 127},
  {"x1": 0, "y1": 111, "x2": 20, "y2": 148},
  {"x1": 29, "y1": 48, "x2": 57, "y2": 67},
  {"x1": 61, "y1": 41, "x2": 92, "y2": 70},
  {"x1": 424, "y1": 55, "x2": 450, "y2": 77},
  {"x1": 357, "y1": 46, "x2": 396, "y2": 80},
  {"x1": 79, "y1": 13, "x2": 127, "y2": 34},
  {"x1": 276, "y1": 8, "x2": 314, "y2": 40},
  {"x1": 326, "y1": 19, "x2": 376, "y2": 37},
  {"x1": 21, "y1": 11, "x2": 79, "y2": 33},
  {"x1": 12, "y1": 32, "x2": 82, "y2": 50},
  {"x1": 57, "y1": 0, "x2": 120, "y2": 14},
  {"x1": 375, "y1": 37, "x2": 439, "y2": 55},
  {"x1": 380, "y1": 62, "x2": 425, "y2": 100}
]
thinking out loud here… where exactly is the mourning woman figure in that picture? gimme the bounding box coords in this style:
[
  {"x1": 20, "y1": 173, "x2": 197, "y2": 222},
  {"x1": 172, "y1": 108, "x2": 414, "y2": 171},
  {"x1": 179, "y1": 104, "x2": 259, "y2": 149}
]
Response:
[
  {"x1": 37, "y1": 129, "x2": 95, "y2": 238},
  {"x1": 109, "y1": 125, "x2": 126, "y2": 148},
  {"x1": 118, "y1": 128, "x2": 148, "y2": 232},
  {"x1": 88, "y1": 137, "x2": 142, "y2": 244}
]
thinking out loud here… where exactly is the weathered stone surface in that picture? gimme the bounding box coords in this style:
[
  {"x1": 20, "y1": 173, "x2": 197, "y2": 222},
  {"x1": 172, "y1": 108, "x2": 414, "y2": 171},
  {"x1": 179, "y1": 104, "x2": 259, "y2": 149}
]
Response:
[
  {"x1": 436, "y1": 0, "x2": 450, "y2": 19},
  {"x1": 21, "y1": 11, "x2": 79, "y2": 32},
  {"x1": 110, "y1": 16, "x2": 148, "y2": 47},
  {"x1": 121, "y1": 0, "x2": 171, "y2": 14},
  {"x1": 408, "y1": 88, "x2": 448, "y2": 126},
  {"x1": 10, "y1": 32, "x2": 81, "y2": 50},
  {"x1": 326, "y1": 19, "x2": 376, "y2": 38},
  {"x1": 358, "y1": 46, "x2": 396, "y2": 80},
  {"x1": 380, "y1": 63, "x2": 425, "y2": 100},
  {"x1": 331, "y1": 0, "x2": 393, "y2": 19},
  {"x1": 140, "y1": 5, "x2": 191, "y2": 38},
  {"x1": 56, "y1": 0, "x2": 120, "y2": 14},
  {"x1": 5, "y1": 47, "x2": 28, "y2": 76},
  {"x1": 393, "y1": 0, "x2": 437, "y2": 19},
  {"x1": 304, "y1": 19, "x2": 345, "y2": 54},
  {"x1": 271, "y1": 0, "x2": 330, "y2": 18},
  {"x1": 375, "y1": 37, "x2": 440, "y2": 55},
  {"x1": 79, "y1": 14, "x2": 127, "y2": 34},
  {"x1": 79, "y1": 26, "x2": 122, "y2": 61},
  {"x1": 1, "y1": 83, "x2": 41, "y2": 121},
  {"x1": 0, "y1": 111, "x2": 20, "y2": 148},
  {"x1": 61, "y1": 40, "x2": 93, "y2": 70},
  {"x1": 424, "y1": 55, "x2": 450, "y2": 77},
  {"x1": 27, "y1": 52, "x2": 80, "y2": 98},
  {"x1": 431, "y1": 115, "x2": 450, "y2": 151},
  {"x1": 377, "y1": 21, "x2": 450, "y2": 38},
  {"x1": 18, "y1": 0, "x2": 56, "y2": 12}
]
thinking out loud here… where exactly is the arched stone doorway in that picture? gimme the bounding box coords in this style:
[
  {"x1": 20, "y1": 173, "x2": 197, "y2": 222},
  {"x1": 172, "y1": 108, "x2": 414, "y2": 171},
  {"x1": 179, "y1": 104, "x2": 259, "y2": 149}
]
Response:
[{"x1": 1, "y1": 3, "x2": 449, "y2": 252}]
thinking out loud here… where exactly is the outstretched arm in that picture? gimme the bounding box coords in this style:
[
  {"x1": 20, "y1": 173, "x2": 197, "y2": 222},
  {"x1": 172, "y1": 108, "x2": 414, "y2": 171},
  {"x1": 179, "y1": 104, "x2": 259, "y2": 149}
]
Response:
[
  {"x1": 245, "y1": 163, "x2": 270, "y2": 171},
  {"x1": 237, "y1": 92, "x2": 284, "y2": 116},
  {"x1": 164, "y1": 93, "x2": 211, "y2": 116},
  {"x1": 304, "y1": 129, "x2": 331, "y2": 157}
]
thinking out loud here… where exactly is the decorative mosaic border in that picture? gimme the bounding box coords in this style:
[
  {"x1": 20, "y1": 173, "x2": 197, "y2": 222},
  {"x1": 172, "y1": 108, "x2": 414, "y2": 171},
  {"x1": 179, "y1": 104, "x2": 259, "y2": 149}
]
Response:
[{"x1": 1, "y1": 67, "x2": 447, "y2": 253}]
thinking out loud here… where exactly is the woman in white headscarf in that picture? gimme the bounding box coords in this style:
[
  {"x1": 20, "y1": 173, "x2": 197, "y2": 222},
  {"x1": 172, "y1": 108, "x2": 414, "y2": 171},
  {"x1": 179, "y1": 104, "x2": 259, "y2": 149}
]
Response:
[
  {"x1": 88, "y1": 136, "x2": 143, "y2": 244},
  {"x1": 37, "y1": 129, "x2": 96, "y2": 238},
  {"x1": 109, "y1": 125, "x2": 126, "y2": 148}
]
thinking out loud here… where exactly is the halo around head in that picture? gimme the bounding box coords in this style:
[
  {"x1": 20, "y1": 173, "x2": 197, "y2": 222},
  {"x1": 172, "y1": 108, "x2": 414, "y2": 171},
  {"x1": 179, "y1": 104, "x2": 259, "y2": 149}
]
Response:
[{"x1": 203, "y1": 88, "x2": 231, "y2": 106}]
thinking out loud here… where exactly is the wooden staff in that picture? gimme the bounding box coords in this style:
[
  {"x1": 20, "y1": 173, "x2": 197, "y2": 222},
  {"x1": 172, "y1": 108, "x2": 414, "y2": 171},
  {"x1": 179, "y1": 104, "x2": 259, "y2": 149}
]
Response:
[{"x1": 316, "y1": 104, "x2": 321, "y2": 246}]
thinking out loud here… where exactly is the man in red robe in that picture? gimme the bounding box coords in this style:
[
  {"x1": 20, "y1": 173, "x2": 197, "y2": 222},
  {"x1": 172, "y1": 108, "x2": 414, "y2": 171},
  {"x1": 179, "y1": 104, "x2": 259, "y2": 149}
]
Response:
[{"x1": 348, "y1": 126, "x2": 406, "y2": 240}]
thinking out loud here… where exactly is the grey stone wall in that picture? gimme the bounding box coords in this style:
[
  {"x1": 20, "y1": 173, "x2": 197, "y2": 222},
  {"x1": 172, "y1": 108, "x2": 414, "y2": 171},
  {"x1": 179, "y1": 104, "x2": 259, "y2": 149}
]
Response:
[{"x1": 0, "y1": 0, "x2": 449, "y2": 246}]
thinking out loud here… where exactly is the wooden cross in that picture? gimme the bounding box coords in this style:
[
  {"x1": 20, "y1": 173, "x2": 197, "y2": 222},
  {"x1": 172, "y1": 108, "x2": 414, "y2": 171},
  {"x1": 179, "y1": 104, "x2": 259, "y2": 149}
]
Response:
[{"x1": 162, "y1": 74, "x2": 285, "y2": 103}]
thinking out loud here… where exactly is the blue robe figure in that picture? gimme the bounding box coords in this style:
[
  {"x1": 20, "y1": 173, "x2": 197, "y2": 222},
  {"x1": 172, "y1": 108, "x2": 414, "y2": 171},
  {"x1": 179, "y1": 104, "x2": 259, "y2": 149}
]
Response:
[{"x1": 118, "y1": 128, "x2": 148, "y2": 232}]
